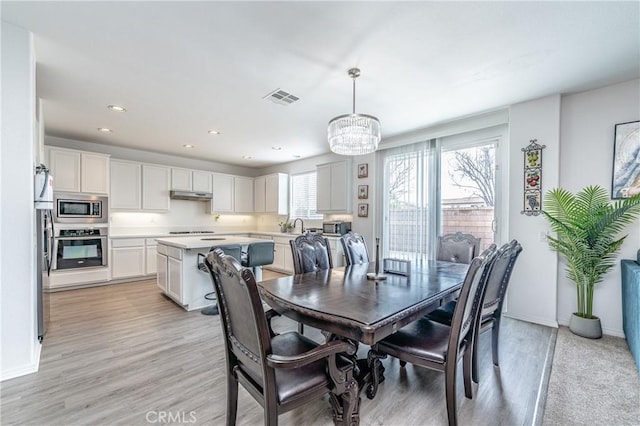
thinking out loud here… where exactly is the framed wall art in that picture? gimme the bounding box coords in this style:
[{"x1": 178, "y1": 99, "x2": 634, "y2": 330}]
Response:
[
  {"x1": 358, "y1": 184, "x2": 369, "y2": 199},
  {"x1": 358, "y1": 203, "x2": 369, "y2": 217},
  {"x1": 612, "y1": 120, "x2": 640, "y2": 199},
  {"x1": 358, "y1": 163, "x2": 368, "y2": 178}
]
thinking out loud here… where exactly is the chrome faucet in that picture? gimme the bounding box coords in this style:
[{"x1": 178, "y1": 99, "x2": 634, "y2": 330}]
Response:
[{"x1": 293, "y1": 218, "x2": 305, "y2": 234}]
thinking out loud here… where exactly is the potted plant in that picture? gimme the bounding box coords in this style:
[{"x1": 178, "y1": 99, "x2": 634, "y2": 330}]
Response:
[
  {"x1": 542, "y1": 185, "x2": 640, "y2": 338},
  {"x1": 278, "y1": 218, "x2": 294, "y2": 233}
]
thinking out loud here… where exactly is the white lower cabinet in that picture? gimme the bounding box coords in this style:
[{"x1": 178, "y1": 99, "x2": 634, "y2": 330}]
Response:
[
  {"x1": 145, "y1": 239, "x2": 157, "y2": 275},
  {"x1": 167, "y1": 256, "x2": 183, "y2": 302},
  {"x1": 157, "y1": 252, "x2": 168, "y2": 292},
  {"x1": 111, "y1": 239, "x2": 146, "y2": 279}
]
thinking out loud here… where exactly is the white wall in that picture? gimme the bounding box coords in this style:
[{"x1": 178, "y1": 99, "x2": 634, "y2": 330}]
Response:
[
  {"x1": 505, "y1": 95, "x2": 561, "y2": 328},
  {"x1": 1, "y1": 23, "x2": 39, "y2": 381},
  {"x1": 557, "y1": 79, "x2": 640, "y2": 336}
]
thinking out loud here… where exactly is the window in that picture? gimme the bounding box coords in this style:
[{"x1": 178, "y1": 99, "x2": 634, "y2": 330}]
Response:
[{"x1": 290, "y1": 172, "x2": 323, "y2": 220}]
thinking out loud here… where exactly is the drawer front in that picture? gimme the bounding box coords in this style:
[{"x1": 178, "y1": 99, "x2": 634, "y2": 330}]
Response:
[
  {"x1": 145, "y1": 238, "x2": 158, "y2": 246},
  {"x1": 156, "y1": 244, "x2": 168, "y2": 256},
  {"x1": 111, "y1": 238, "x2": 145, "y2": 248},
  {"x1": 167, "y1": 246, "x2": 183, "y2": 260}
]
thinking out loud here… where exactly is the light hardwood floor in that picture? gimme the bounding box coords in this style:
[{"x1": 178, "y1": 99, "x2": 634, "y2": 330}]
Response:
[{"x1": 1, "y1": 278, "x2": 554, "y2": 425}]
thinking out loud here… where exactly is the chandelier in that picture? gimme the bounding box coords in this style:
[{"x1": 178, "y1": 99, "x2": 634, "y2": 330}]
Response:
[{"x1": 328, "y1": 68, "x2": 381, "y2": 155}]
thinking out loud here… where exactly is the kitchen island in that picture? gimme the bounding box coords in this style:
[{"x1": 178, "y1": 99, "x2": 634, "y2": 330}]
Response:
[{"x1": 155, "y1": 235, "x2": 266, "y2": 311}]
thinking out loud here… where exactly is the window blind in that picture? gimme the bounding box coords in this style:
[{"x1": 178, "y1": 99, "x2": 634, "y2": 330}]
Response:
[{"x1": 290, "y1": 172, "x2": 323, "y2": 220}]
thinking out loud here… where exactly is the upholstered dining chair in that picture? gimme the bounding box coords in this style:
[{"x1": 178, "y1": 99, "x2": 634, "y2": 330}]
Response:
[
  {"x1": 436, "y1": 232, "x2": 481, "y2": 264},
  {"x1": 289, "y1": 234, "x2": 334, "y2": 334},
  {"x1": 204, "y1": 249, "x2": 358, "y2": 426},
  {"x1": 290, "y1": 234, "x2": 333, "y2": 274},
  {"x1": 340, "y1": 231, "x2": 370, "y2": 266},
  {"x1": 371, "y1": 246, "x2": 497, "y2": 426},
  {"x1": 427, "y1": 240, "x2": 523, "y2": 383}
]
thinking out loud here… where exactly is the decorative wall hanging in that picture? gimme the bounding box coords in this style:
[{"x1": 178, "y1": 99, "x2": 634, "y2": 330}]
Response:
[
  {"x1": 521, "y1": 139, "x2": 546, "y2": 216},
  {"x1": 358, "y1": 163, "x2": 368, "y2": 178},
  {"x1": 611, "y1": 120, "x2": 640, "y2": 199},
  {"x1": 358, "y1": 185, "x2": 369, "y2": 199},
  {"x1": 358, "y1": 203, "x2": 369, "y2": 217}
]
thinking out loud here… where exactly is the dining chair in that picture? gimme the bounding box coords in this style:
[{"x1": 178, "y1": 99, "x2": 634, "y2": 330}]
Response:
[
  {"x1": 427, "y1": 240, "x2": 523, "y2": 382},
  {"x1": 436, "y1": 232, "x2": 481, "y2": 264},
  {"x1": 204, "y1": 249, "x2": 358, "y2": 426},
  {"x1": 290, "y1": 234, "x2": 334, "y2": 274},
  {"x1": 371, "y1": 246, "x2": 497, "y2": 426},
  {"x1": 289, "y1": 234, "x2": 334, "y2": 334},
  {"x1": 340, "y1": 231, "x2": 370, "y2": 266}
]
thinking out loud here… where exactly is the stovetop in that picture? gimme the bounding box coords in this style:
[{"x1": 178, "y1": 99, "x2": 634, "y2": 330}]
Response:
[{"x1": 169, "y1": 231, "x2": 215, "y2": 235}]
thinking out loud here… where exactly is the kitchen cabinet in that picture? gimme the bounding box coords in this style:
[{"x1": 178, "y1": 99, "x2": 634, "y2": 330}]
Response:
[
  {"x1": 111, "y1": 238, "x2": 146, "y2": 279},
  {"x1": 211, "y1": 173, "x2": 234, "y2": 213},
  {"x1": 316, "y1": 160, "x2": 351, "y2": 213},
  {"x1": 156, "y1": 252, "x2": 168, "y2": 292},
  {"x1": 110, "y1": 161, "x2": 169, "y2": 211},
  {"x1": 145, "y1": 238, "x2": 157, "y2": 275},
  {"x1": 48, "y1": 147, "x2": 110, "y2": 194},
  {"x1": 171, "y1": 168, "x2": 212, "y2": 193},
  {"x1": 167, "y1": 256, "x2": 183, "y2": 302},
  {"x1": 254, "y1": 173, "x2": 288, "y2": 215},
  {"x1": 234, "y1": 176, "x2": 254, "y2": 213},
  {"x1": 142, "y1": 164, "x2": 170, "y2": 211},
  {"x1": 110, "y1": 160, "x2": 141, "y2": 209}
]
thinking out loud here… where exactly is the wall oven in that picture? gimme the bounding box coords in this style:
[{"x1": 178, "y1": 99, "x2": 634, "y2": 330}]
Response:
[
  {"x1": 54, "y1": 192, "x2": 108, "y2": 224},
  {"x1": 53, "y1": 227, "x2": 108, "y2": 270}
]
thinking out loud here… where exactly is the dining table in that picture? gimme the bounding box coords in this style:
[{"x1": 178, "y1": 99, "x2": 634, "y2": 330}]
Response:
[{"x1": 258, "y1": 260, "x2": 469, "y2": 426}]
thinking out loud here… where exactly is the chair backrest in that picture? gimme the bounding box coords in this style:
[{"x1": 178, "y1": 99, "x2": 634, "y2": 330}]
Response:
[
  {"x1": 436, "y1": 232, "x2": 481, "y2": 264},
  {"x1": 448, "y1": 245, "x2": 497, "y2": 353},
  {"x1": 290, "y1": 234, "x2": 333, "y2": 274},
  {"x1": 340, "y1": 231, "x2": 370, "y2": 265},
  {"x1": 204, "y1": 249, "x2": 272, "y2": 383},
  {"x1": 244, "y1": 241, "x2": 275, "y2": 267},
  {"x1": 480, "y1": 240, "x2": 522, "y2": 318}
]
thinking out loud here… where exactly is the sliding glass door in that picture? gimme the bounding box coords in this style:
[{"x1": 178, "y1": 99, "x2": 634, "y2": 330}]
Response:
[{"x1": 381, "y1": 132, "x2": 500, "y2": 260}]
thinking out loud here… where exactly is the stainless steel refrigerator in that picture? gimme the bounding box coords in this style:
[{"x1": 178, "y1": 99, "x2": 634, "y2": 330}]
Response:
[{"x1": 35, "y1": 164, "x2": 54, "y2": 342}]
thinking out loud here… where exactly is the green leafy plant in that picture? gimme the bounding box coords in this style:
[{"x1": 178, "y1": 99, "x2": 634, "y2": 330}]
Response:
[
  {"x1": 542, "y1": 185, "x2": 640, "y2": 319},
  {"x1": 278, "y1": 218, "x2": 294, "y2": 232}
]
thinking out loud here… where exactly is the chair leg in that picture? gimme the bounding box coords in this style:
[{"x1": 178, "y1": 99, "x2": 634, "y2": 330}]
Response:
[
  {"x1": 492, "y1": 317, "x2": 501, "y2": 367},
  {"x1": 463, "y1": 345, "x2": 473, "y2": 399},
  {"x1": 445, "y1": 362, "x2": 458, "y2": 426},
  {"x1": 226, "y1": 374, "x2": 238, "y2": 426},
  {"x1": 472, "y1": 331, "x2": 480, "y2": 384}
]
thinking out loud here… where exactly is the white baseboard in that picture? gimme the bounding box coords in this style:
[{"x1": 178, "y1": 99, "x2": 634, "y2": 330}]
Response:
[
  {"x1": 505, "y1": 312, "x2": 559, "y2": 329},
  {"x1": 1, "y1": 342, "x2": 41, "y2": 382},
  {"x1": 557, "y1": 317, "x2": 625, "y2": 338}
]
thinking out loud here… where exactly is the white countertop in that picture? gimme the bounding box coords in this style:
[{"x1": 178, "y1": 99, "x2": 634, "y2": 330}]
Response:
[
  {"x1": 110, "y1": 229, "x2": 343, "y2": 240},
  {"x1": 155, "y1": 235, "x2": 268, "y2": 250}
]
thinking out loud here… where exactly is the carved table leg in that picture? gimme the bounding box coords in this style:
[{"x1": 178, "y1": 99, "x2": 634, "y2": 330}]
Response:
[
  {"x1": 327, "y1": 345, "x2": 361, "y2": 426},
  {"x1": 365, "y1": 348, "x2": 387, "y2": 400}
]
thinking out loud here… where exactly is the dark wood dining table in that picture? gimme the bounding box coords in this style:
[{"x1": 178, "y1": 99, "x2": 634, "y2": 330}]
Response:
[{"x1": 258, "y1": 260, "x2": 469, "y2": 426}]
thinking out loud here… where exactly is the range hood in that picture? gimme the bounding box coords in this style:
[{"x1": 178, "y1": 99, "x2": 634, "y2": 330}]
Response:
[{"x1": 169, "y1": 190, "x2": 213, "y2": 201}]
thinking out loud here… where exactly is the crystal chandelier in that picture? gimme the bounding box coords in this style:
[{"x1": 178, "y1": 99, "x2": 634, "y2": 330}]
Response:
[{"x1": 328, "y1": 68, "x2": 381, "y2": 155}]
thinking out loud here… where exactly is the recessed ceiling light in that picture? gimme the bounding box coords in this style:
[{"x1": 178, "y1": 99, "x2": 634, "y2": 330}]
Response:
[
  {"x1": 242, "y1": 155, "x2": 252, "y2": 159},
  {"x1": 272, "y1": 146, "x2": 282, "y2": 151},
  {"x1": 97, "y1": 127, "x2": 112, "y2": 133},
  {"x1": 208, "y1": 130, "x2": 220, "y2": 135},
  {"x1": 107, "y1": 105, "x2": 126, "y2": 112},
  {"x1": 183, "y1": 144, "x2": 194, "y2": 148}
]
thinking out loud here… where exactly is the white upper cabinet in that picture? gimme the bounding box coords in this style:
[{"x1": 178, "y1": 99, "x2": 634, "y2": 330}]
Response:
[
  {"x1": 170, "y1": 168, "x2": 192, "y2": 191},
  {"x1": 48, "y1": 147, "x2": 109, "y2": 194},
  {"x1": 142, "y1": 164, "x2": 170, "y2": 211},
  {"x1": 111, "y1": 161, "x2": 169, "y2": 211},
  {"x1": 211, "y1": 173, "x2": 234, "y2": 213},
  {"x1": 316, "y1": 160, "x2": 351, "y2": 213},
  {"x1": 254, "y1": 173, "x2": 288, "y2": 215},
  {"x1": 171, "y1": 168, "x2": 212, "y2": 193},
  {"x1": 110, "y1": 160, "x2": 141, "y2": 210},
  {"x1": 192, "y1": 171, "x2": 212, "y2": 193},
  {"x1": 254, "y1": 176, "x2": 266, "y2": 213},
  {"x1": 234, "y1": 176, "x2": 254, "y2": 213}
]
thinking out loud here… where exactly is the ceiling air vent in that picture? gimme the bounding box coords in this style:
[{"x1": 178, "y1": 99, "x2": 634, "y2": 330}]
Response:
[{"x1": 263, "y1": 88, "x2": 299, "y2": 106}]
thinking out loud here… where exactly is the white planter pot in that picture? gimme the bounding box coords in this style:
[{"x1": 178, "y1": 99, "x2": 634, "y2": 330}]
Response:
[{"x1": 569, "y1": 313, "x2": 602, "y2": 339}]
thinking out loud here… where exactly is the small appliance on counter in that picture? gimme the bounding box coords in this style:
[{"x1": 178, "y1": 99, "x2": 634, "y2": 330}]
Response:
[{"x1": 322, "y1": 221, "x2": 351, "y2": 236}]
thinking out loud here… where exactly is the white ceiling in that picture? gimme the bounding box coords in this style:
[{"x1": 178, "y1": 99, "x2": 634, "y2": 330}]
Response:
[{"x1": 3, "y1": 1, "x2": 639, "y2": 168}]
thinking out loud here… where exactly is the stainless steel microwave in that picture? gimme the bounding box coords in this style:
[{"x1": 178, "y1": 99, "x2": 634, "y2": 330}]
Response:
[
  {"x1": 322, "y1": 221, "x2": 351, "y2": 236},
  {"x1": 54, "y1": 193, "x2": 108, "y2": 223}
]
